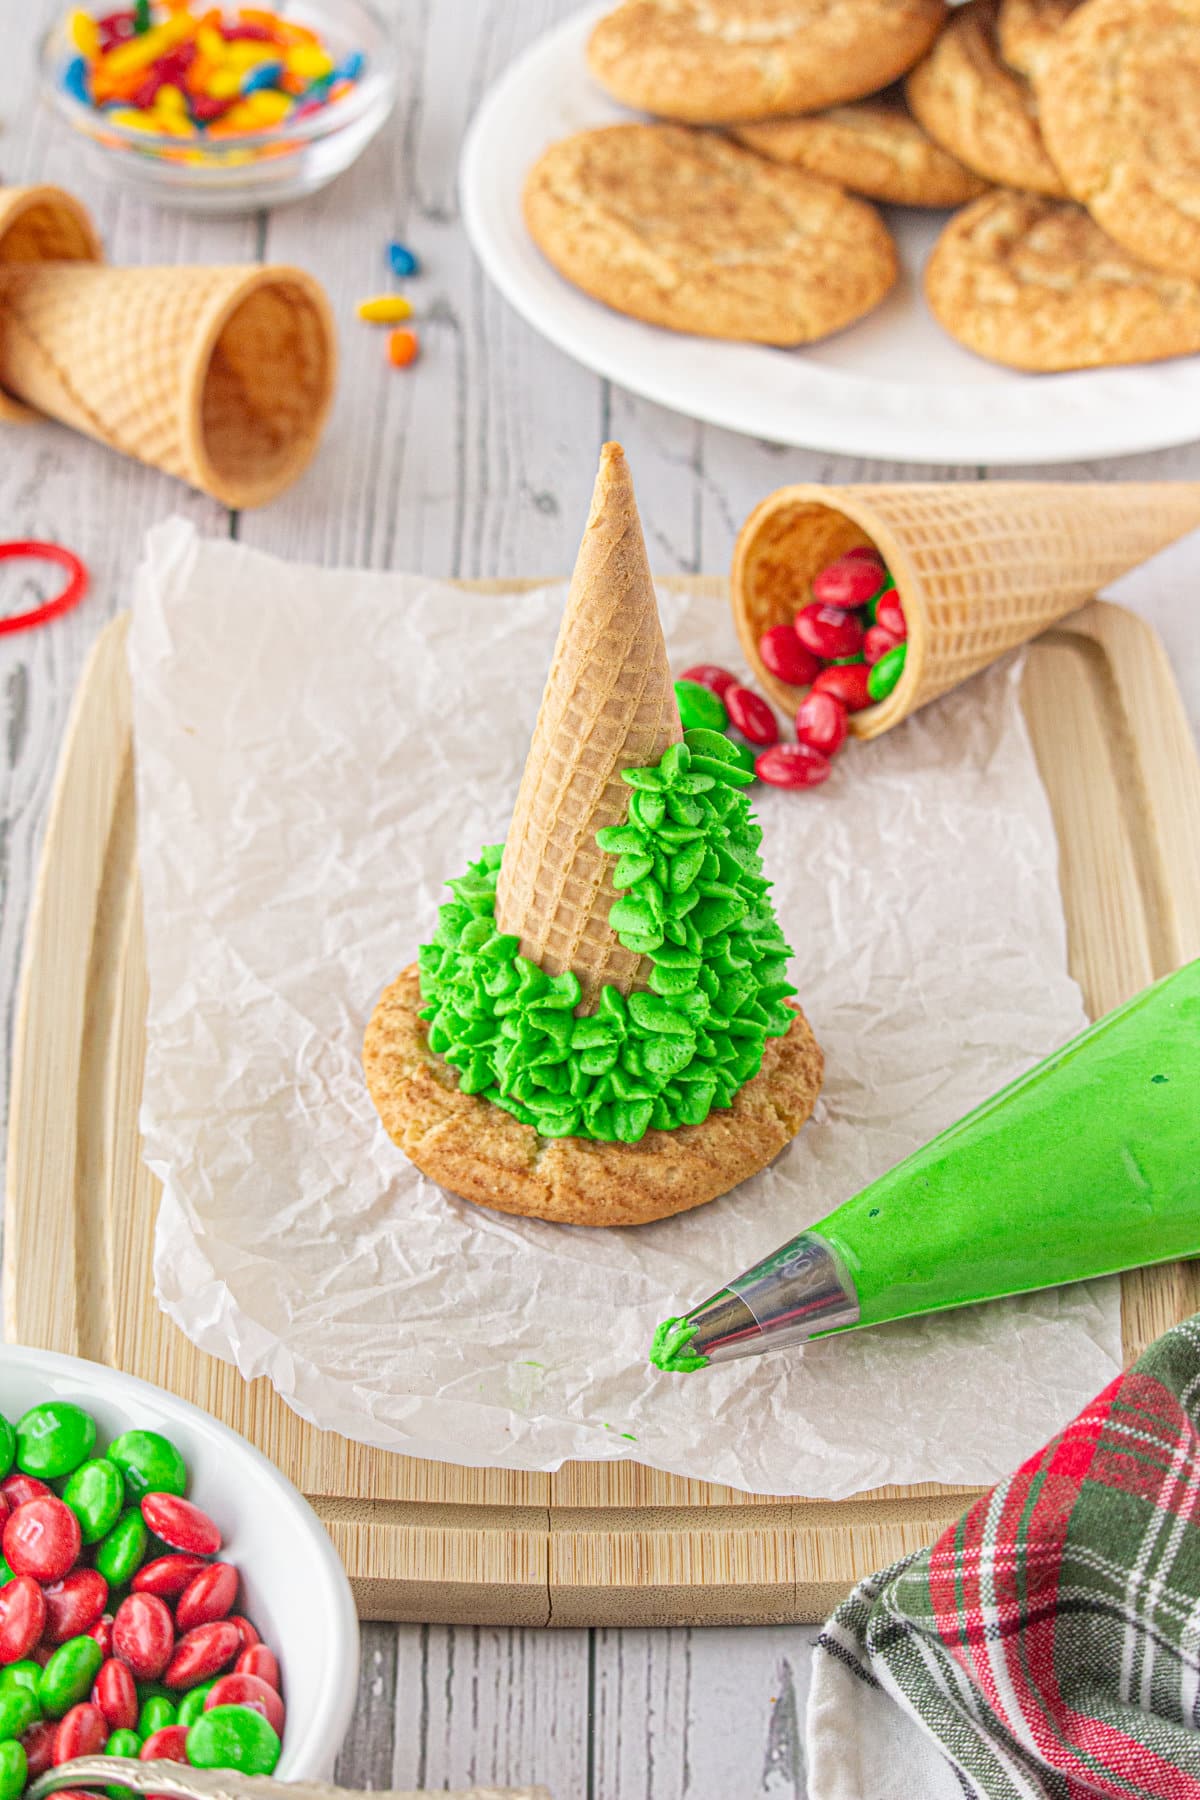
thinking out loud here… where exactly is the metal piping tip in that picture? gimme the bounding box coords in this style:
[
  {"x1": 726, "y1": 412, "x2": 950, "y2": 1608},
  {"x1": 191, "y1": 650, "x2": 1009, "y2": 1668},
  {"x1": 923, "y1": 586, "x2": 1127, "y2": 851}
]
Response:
[{"x1": 650, "y1": 1231, "x2": 862, "y2": 1372}]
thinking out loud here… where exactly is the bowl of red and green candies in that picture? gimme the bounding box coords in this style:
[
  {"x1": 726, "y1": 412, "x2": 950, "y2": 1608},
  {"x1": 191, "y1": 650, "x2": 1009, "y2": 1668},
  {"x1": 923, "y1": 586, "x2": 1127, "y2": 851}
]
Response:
[{"x1": 0, "y1": 1347, "x2": 357, "y2": 1795}]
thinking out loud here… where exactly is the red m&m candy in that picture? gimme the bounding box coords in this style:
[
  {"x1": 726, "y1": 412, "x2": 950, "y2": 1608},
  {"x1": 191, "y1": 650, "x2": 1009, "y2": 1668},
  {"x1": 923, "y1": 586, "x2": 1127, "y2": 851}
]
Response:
[
  {"x1": 795, "y1": 604, "x2": 864, "y2": 661},
  {"x1": 724, "y1": 684, "x2": 778, "y2": 747},
  {"x1": 875, "y1": 592, "x2": 907, "y2": 640},
  {"x1": 757, "y1": 625, "x2": 820, "y2": 689},
  {"x1": 141, "y1": 1493, "x2": 221, "y2": 1557},
  {"x1": 795, "y1": 691, "x2": 848, "y2": 758},
  {"x1": 864, "y1": 624, "x2": 903, "y2": 666},
  {"x1": 811, "y1": 663, "x2": 874, "y2": 713},
  {"x1": 113, "y1": 1593, "x2": 175, "y2": 1681},
  {"x1": 4, "y1": 1497, "x2": 80, "y2": 1582},
  {"x1": 755, "y1": 743, "x2": 832, "y2": 789},
  {"x1": 812, "y1": 552, "x2": 884, "y2": 608}
]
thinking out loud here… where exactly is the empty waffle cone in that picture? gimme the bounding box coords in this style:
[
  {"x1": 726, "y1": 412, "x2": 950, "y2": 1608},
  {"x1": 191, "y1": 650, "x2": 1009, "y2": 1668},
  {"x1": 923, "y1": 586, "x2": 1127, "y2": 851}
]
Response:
[
  {"x1": 0, "y1": 185, "x2": 102, "y2": 424},
  {"x1": 0, "y1": 256, "x2": 336, "y2": 508},
  {"x1": 495, "y1": 442, "x2": 682, "y2": 1008},
  {"x1": 732, "y1": 482, "x2": 1200, "y2": 739}
]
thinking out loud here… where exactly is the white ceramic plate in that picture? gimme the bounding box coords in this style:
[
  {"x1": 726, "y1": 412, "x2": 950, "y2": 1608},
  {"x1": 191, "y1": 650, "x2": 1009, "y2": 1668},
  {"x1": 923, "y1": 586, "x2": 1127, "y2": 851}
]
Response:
[
  {"x1": 460, "y1": 5, "x2": 1200, "y2": 465},
  {"x1": 0, "y1": 1345, "x2": 359, "y2": 1780}
]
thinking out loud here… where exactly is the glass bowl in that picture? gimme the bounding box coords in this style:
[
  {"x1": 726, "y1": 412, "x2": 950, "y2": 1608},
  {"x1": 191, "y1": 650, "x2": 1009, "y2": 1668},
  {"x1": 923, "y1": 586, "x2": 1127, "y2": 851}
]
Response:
[{"x1": 38, "y1": 0, "x2": 397, "y2": 213}]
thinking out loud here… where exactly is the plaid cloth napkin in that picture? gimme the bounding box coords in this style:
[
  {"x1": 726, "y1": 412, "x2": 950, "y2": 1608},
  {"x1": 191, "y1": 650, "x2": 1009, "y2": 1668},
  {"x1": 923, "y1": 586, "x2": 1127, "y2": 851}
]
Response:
[{"x1": 808, "y1": 1313, "x2": 1200, "y2": 1800}]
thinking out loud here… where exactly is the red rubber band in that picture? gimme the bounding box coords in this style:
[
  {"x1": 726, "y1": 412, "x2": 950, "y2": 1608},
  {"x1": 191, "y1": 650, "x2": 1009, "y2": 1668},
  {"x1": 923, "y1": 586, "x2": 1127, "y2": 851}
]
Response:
[{"x1": 0, "y1": 542, "x2": 89, "y2": 637}]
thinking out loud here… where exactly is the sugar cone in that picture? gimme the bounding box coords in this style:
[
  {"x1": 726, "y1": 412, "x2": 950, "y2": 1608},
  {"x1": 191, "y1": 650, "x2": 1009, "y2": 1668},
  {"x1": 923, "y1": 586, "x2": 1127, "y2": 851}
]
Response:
[
  {"x1": 0, "y1": 185, "x2": 102, "y2": 424},
  {"x1": 495, "y1": 443, "x2": 683, "y2": 1007},
  {"x1": 732, "y1": 482, "x2": 1200, "y2": 739},
  {"x1": 0, "y1": 258, "x2": 335, "y2": 508}
]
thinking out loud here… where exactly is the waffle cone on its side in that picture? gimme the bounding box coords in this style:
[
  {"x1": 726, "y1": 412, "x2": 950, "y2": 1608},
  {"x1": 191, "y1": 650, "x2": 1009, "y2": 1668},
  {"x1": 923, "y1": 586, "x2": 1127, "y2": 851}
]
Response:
[
  {"x1": 494, "y1": 442, "x2": 682, "y2": 1008},
  {"x1": 0, "y1": 181, "x2": 336, "y2": 508},
  {"x1": 732, "y1": 482, "x2": 1200, "y2": 738}
]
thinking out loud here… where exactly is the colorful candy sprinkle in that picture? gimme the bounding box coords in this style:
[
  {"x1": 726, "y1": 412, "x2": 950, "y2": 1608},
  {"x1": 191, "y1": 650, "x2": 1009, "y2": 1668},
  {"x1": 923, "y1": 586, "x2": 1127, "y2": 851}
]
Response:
[
  {"x1": 357, "y1": 295, "x2": 412, "y2": 324},
  {"x1": 387, "y1": 241, "x2": 419, "y2": 278},
  {"x1": 387, "y1": 327, "x2": 420, "y2": 368}
]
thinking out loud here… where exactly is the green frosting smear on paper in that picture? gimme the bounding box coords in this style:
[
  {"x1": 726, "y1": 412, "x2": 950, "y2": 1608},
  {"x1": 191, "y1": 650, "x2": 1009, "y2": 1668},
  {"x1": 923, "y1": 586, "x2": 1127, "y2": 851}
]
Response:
[
  {"x1": 416, "y1": 729, "x2": 795, "y2": 1145},
  {"x1": 649, "y1": 1316, "x2": 708, "y2": 1373}
]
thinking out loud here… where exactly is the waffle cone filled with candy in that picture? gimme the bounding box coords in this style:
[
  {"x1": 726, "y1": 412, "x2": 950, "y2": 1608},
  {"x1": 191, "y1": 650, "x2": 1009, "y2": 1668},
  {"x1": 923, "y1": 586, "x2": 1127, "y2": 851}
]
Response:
[{"x1": 363, "y1": 444, "x2": 823, "y2": 1227}]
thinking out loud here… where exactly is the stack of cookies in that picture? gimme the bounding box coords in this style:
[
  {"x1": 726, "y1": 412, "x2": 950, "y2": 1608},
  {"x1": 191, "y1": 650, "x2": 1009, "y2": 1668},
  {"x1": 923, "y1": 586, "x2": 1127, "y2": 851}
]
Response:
[{"x1": 522, "y1": 0, "x2": 1200, "y2": 373}]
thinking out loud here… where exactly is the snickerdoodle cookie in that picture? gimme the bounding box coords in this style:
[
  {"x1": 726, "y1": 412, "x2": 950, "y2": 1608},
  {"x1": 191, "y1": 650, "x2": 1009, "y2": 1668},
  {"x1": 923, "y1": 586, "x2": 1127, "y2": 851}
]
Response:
[
  {"x1": 925, "y1": 189, "x2": 1200, "y2": 370},
  {"x1": 997, "y1": 0, "x2": 1081, "y2": 77},
  {"x1": 364, "y1": 965, "x2": 824, "y2": 1227},
  {"x1": 1036, "y1": 0, "x2": 1200, "y2": 282},
  {"x1": 906, "y1": 0, "x2": 1066, "y2": 197},
  {"x1": 523, "y1": 125, "x2": 897, "y2": 345},
  {"x1": 586, "y1": 0, "x2": 948, "y2": 124},
  {"x1": 733, "y1": 91, "x2": 988, "y2": 207}
]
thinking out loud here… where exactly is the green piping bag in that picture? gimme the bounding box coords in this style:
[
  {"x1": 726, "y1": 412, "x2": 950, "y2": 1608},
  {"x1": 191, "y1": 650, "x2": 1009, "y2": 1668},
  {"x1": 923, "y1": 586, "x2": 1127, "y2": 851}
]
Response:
[{"x1": 651, "y1": 958, "x2": 1200, "y2": 1372}]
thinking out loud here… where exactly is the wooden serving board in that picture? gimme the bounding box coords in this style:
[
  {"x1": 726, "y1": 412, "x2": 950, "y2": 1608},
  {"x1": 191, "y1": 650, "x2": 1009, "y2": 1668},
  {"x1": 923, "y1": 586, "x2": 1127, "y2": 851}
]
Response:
[{"x1": 6, "y1": 586, "x2": 1200, "y2": 1629}]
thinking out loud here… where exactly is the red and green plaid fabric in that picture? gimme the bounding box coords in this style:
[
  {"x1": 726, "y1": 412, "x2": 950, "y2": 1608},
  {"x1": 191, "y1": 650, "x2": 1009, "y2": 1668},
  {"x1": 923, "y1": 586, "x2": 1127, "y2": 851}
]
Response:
[{"x1": 818, "y1": 1315, "x2": 1200, "y2": 1798}]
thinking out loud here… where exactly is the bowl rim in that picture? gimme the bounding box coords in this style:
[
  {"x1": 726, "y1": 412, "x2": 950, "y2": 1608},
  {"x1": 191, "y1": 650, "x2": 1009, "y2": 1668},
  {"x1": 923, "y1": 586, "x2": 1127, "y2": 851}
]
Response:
[
  {"x1": 0, "y1": 1342, "x2": 359, "y2": 1778},
  {"x1": 38, "y1": 0, "x2": 397, "y2": 161}
]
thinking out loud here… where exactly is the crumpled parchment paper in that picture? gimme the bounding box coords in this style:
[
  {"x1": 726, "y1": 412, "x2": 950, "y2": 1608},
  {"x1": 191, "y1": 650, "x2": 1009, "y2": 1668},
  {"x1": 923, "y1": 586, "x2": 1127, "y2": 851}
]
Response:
[{"x1": 131, "y1": 519, "x2": 1121, "y2": 1499}]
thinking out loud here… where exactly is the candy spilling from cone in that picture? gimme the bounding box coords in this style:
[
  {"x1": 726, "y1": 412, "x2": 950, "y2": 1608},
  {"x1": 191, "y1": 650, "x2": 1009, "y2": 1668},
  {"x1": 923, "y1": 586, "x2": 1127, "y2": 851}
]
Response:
[
  {"x1": 0, "y1": 182, "x2": 335, "y2": 508},
  {"x1": 730, "y1": 481, "x2": 1200, "y2": 740}
]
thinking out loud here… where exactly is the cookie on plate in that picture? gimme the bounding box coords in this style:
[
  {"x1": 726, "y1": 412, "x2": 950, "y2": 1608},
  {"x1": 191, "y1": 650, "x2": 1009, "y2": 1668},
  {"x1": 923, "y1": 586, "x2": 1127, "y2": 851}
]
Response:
[
  {"x1": 906, "y1": 0, "x2": 1066, "y2": 197},
  {"x1": 925, "y1": 189, "x2": 1200, "y2": 370},
  {"x1": 364, "y1": 966, "x2": 824, "y2": 1228},
  {"x1": 1036, "y1": 0, "x2": 1200, "y2": 282},
  {"x1": 997, "y1": 0, "x2": 1081, "y2": 76},
  {"x1": 586, "y1": 0, "x2": 948, "y2": 124},
  {"x1": 733, "y1": 91, "x2": 989, "y2": 207},
  {"x1": 523, "y1": 125, "x2": 897, "y2": 345}
]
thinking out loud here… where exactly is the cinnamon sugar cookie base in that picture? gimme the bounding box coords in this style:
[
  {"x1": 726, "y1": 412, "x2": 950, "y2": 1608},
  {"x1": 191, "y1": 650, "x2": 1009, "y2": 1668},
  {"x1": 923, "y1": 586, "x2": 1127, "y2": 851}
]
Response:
[{"x1": 364, "y1": 964, "x2": 824, "y2": 1228}]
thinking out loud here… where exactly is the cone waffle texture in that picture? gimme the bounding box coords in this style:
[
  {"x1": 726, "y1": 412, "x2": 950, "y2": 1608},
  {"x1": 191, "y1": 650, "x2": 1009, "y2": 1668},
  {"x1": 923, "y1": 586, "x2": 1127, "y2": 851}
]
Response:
[
  {"x1": 733, "y1": 481, "x2": 1200, "y2": 739},
  {"x1": 495, "y1": 443, "x2": 682, "y2": 1006},
  {"x1": 0, "y1": 259, "x2": 335, "y2": 508},
  {"x1": 0, "y1": 185, "x2": 102, "y2": 425}
]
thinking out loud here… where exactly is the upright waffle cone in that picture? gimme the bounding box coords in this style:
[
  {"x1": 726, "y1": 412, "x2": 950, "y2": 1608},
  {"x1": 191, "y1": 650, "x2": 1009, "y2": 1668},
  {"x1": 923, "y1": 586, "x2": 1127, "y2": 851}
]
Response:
[
  {"x1": 733, "y1": 483, "x2": 1200, "y2": 739},
  {"x1": 0, "y1": 258, "x2": 335, "y2": 507},
  {"x1": 495, "y1": 443, "x2": 682, "y2": 1007}
]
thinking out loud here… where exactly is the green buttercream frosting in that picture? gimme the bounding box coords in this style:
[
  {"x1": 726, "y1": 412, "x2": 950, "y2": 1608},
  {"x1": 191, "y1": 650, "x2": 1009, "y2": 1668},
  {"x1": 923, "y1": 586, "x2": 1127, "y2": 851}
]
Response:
[
  {"x1": 416, "y1": 728, "x2": 795, "y2": 1145},
  {"x1": 650, "y1": 1317, "x2": 708, "y2": 1373}
]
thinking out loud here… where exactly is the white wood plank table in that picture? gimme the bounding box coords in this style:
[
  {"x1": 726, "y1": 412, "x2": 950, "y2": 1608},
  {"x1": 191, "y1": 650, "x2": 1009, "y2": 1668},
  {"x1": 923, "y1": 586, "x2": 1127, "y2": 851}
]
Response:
[{"x1": 2, "y1": 3, "x2": 1199, "y2": 1793}]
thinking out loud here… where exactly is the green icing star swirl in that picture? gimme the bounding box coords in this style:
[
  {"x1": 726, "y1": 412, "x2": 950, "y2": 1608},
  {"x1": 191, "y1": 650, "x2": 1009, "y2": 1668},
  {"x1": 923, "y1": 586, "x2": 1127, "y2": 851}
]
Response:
[{"x1": 416, "y1": 728, "x2": 796, "y2": 1145}]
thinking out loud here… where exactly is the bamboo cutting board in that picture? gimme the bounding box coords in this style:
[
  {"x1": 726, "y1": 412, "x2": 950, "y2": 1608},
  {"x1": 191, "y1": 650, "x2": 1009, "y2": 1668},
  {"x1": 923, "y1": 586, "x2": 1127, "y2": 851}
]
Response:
[{"x1": 6, "y1": 587, "x2": 1200, "y2": 1628}]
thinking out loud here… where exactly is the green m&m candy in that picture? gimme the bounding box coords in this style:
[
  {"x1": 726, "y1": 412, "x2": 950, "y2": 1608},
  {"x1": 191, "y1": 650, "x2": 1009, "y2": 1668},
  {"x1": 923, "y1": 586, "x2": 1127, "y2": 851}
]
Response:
[
  {"x1": 15, "y1": 1402, "x2": 96, "y2": 1480},
  {"x1": 0, "y1": 1663, "x2": 41, "y2": 1706},
  {"x1": 0, "y1": 1418, "x2": 14, "y2": 1485},
  {"x1": 63, "y1": 1458, "x2": 125, "y2": 1544},
  {"x1": 866, "y1": 640, "x2": 907, "y2": 703},
  {"x1": 176, "y1": 1680, "x2": 216, "y2": 1728},
  {"x1": 107, "y1": 1431, "x2": 187, "y2": 1501},
  {"x1": 0, "y1": 1684, "x2": 38, "y2": 1742},
  {"x1": 0, "y1": 1559, "x2": 15, "y2": 1589},
  {"x1": 0, "y1": 1739, "x2": 25, "y2": 1800},
  {"x1": 138, "y1": 1694, "x2": 176, "y2": 1738},
  {"x1": 674, "y1": 679, "x2": 728, "y2": 735},
  {"x1": 39, "y1": 1634, "x2": 103, "y2": 1718},
  {"x1": 187, "y1": 1705, "x2": 281, "y2": 1776},
  {"x1": 94, "y1": 1509, "x2": 149, "y2": 1586}
]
